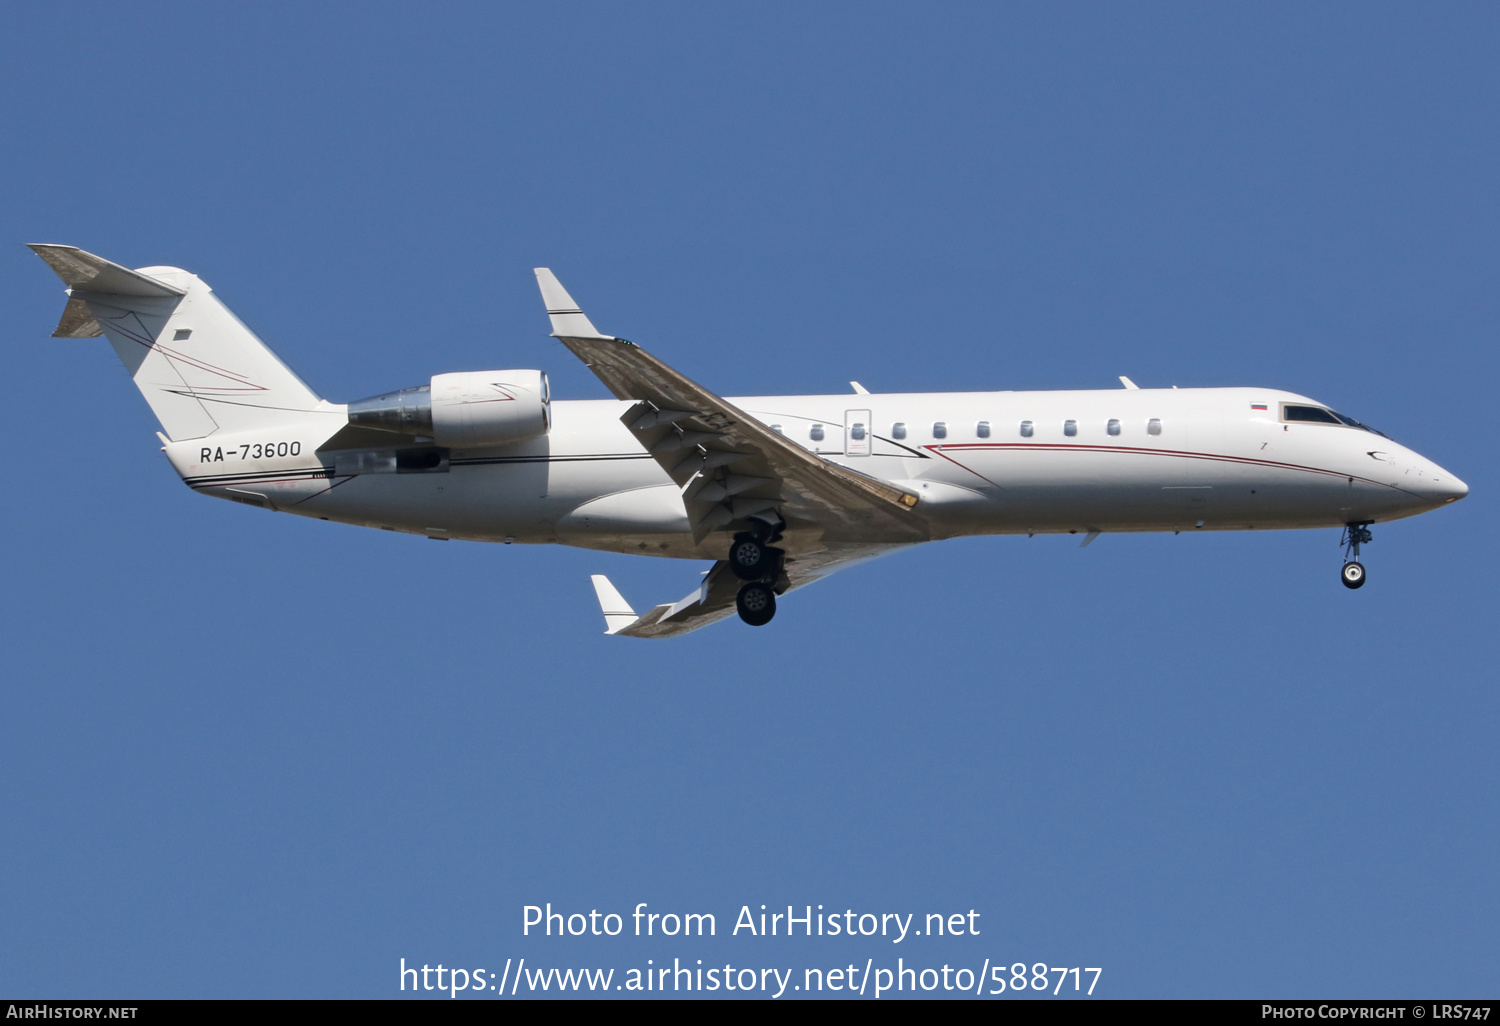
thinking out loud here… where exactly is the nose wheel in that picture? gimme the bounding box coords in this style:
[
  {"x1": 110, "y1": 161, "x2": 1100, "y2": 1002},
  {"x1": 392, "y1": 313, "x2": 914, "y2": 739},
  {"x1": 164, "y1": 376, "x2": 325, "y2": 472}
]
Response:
[{"x1": 1340, "y1": 522, "x2": 1372, "y2": 590}]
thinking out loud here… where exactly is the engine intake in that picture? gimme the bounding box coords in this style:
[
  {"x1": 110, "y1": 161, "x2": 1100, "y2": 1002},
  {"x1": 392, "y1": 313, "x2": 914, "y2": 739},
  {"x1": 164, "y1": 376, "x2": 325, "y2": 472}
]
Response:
[{"x1": 347, "y1": 370, "x2": 550, "y2": 448}]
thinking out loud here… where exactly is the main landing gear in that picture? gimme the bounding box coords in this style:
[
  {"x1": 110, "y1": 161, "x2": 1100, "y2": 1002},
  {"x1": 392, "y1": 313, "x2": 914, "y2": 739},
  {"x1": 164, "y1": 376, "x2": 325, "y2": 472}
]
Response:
[
  {"x1": 1340, "y1": 522, "x2": 1373, "y2": 590},
  {"x1": 736, "y1": 582, "x2": 776, "y2": 626},
  {"x1": 729, "y1": 528, "x2": 784, "y2": 626}
]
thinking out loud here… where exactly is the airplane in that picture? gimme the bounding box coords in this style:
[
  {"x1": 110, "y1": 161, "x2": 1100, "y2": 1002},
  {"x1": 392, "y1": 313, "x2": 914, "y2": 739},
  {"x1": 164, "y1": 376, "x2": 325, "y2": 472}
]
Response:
[{"x1": 30, "y1": 244, "x2": 1468, "y2": 638}]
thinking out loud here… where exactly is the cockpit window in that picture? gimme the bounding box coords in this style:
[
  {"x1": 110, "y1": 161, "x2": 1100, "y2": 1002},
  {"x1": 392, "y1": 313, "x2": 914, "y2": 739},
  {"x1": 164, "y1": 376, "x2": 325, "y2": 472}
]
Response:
[
  {"x1": 1331, "y1": 411, "x2": 1386, "y2": 435},
  {"x1": 1283, "y1": 403, "x2": 1386, "y2": 436},
  {"x1": 1283, "y1": 404, "x2": 1341, "y2": 424}
]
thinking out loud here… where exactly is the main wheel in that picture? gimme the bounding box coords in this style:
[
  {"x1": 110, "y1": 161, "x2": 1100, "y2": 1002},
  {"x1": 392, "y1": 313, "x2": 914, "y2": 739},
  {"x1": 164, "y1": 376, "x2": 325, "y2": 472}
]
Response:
[
  {"x1": 1341, "y1": 561, "x2": 1366, "y2": 589},
  {"x1": 729, "y1": 534, "x2": 776, "y2": 581},
  {"x1": 736, "y1": 582, "x2": 777, "y2": 626}
]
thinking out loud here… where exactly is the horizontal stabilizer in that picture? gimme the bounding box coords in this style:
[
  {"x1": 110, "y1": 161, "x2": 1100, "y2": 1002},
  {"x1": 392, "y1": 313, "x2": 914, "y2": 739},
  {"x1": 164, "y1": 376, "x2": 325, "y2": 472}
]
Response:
[
  {"x1": 52, "y1": 296, "x2": 104, "y2": 338},
  {"x1": 28, "y1": 244, "x2": 185, "y2": 298}
]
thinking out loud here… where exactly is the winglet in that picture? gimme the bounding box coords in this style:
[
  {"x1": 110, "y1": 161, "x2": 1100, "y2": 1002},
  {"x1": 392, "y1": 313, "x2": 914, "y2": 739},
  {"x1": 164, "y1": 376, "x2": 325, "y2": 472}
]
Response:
[
  {"x1": 590, "y1": 574, "x2": 640, "y2": 635},
  {"x1": 535, "y1": 268, "x2": 610, "y2": 339},
  {"x1": 1119, "y1": 375, "x2": 1140, "y2": 389}
]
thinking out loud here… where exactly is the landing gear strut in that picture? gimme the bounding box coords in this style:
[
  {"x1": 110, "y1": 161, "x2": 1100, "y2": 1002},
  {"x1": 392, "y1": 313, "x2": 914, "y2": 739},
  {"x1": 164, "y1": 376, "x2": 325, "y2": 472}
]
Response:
[
  {"x1": 729, "y1": 525, "x2": 784, "y2": 625},
  {"x1": 1340, "y1": 522, "x2": 1372, "y2": 590}
]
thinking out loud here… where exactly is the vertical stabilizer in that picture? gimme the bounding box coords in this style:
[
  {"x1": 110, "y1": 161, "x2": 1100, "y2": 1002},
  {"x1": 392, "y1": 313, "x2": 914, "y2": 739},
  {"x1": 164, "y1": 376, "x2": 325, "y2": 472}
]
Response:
[{"x1": 29, "y1": 245, "x2": 328, "y2": 441}]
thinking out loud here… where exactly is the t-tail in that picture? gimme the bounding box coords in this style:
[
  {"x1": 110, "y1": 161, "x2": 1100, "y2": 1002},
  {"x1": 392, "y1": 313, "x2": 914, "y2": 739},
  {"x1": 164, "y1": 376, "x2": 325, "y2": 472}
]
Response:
[{"x1": 29, "y1": 244, "x2": 337, "y2": 439}]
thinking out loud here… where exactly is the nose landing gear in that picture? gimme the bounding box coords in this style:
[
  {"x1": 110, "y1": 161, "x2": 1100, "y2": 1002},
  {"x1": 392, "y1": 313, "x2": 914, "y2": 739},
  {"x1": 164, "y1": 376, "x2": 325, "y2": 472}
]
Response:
[
  {"x1": 729, "y1": 526, "x2": 785, "y2": 625},
  {"x1": 1340, "y1": 522, "x2": 1372, "y2": 590}
]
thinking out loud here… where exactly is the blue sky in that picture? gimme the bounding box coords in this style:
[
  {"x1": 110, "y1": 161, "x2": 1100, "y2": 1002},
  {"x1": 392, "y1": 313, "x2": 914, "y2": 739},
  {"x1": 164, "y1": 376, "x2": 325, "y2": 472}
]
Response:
[{"x1": 2, "y1": 2, "x2": 1495, "y2": 998}]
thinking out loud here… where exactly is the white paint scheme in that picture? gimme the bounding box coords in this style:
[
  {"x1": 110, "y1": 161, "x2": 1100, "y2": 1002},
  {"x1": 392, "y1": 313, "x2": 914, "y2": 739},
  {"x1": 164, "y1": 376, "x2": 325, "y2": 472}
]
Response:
[{"x1": 31, "y1": 245, "x2": 1468, "y2": 638}]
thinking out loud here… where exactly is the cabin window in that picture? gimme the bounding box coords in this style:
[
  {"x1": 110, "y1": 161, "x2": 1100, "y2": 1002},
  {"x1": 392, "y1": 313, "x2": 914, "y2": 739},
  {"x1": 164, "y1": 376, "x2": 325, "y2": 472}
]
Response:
[
  {"x1": 1019, "y1": 420, "x2": 1034, "y2": 437},
  {"x1": 1107, "y1": 419, "x2": 1121, "y2": 436},
  {"x1": 976, "y1": 420, "x2": 991, "y2": 438},
  {"x1": 1283, "y1": 404, "x2": 1341, "y2": 425},
  {"x1": 891, "y1": 422, "x2": 907, "y2": 439},
  {"x1": 932, "y1": 421, "x2": 947, "y2": 439},
  {"x1": 850, "y1": 422, "x2": 866, "y2": 440},
  {"x1": 1064, "y1": 420, "x2": 1077, "y2": 437},
  {"x1": 810, "y1": 424, "x2": 825, "y2": 441},
  {"x1": 1147, "y1": 418, "x2": 1162, "y2": 435}
]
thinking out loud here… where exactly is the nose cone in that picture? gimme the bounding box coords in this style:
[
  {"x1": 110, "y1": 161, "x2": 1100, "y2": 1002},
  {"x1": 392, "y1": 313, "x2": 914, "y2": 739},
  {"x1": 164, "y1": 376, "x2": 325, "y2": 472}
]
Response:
[
  {"x1": 1435, "y1": 471, "x2": 1468, "y2": 503},
  {"x1": 1422, "y1": 461, "x2": 1468, "y2": 504}
]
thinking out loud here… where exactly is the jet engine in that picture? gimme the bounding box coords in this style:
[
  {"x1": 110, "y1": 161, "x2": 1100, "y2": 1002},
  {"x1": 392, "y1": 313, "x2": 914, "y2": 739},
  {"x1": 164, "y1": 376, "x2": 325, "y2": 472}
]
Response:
[{"x1": 346, "y1": 370, "x2": 550, "y2": 447}]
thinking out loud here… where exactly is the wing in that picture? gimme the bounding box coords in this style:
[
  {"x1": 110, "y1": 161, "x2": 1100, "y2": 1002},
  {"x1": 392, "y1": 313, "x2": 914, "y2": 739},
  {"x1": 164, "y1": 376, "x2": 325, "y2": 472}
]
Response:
[
  {"x1": 590, "y1": 544, "x2": 902, "y2": 639},
  {"x1": 534, "y1": 268, "x2": 926, "y2": 546},
  {"x1": 591, "y1": 561, "x2": 742, "y2": 639}
]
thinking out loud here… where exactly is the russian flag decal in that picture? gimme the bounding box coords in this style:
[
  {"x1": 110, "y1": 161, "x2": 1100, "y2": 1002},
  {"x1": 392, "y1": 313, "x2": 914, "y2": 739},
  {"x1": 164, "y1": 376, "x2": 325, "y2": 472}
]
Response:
[{"x1": 1251, "y1": 403, "x2": 1268, "y2": 410}]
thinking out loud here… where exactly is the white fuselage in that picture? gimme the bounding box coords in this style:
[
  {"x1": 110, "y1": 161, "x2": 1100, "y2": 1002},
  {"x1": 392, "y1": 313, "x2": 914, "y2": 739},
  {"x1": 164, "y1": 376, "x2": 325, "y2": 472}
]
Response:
[{"x1": 164, "y1": 385, "x2": 1466, "y2": 559}]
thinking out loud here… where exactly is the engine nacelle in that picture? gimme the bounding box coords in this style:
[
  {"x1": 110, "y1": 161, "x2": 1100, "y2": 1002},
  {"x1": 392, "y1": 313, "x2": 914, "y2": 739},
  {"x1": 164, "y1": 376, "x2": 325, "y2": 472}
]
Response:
[{"x1": 347, "y1": 370, "x2": 551, "y2": 447}]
